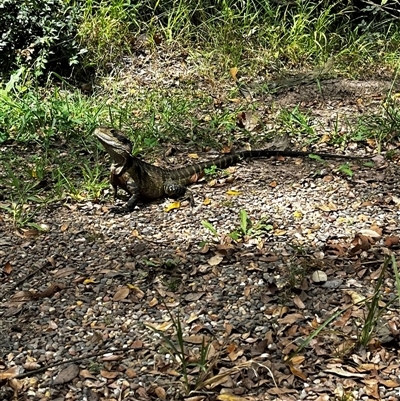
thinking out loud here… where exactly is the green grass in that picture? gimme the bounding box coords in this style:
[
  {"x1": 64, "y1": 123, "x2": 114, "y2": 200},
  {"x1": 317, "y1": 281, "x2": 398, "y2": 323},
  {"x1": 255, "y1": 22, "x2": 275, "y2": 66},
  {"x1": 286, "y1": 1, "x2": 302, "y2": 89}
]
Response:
[{"x1": 1, "y1": 1, "x2": 400, "y2": 226}]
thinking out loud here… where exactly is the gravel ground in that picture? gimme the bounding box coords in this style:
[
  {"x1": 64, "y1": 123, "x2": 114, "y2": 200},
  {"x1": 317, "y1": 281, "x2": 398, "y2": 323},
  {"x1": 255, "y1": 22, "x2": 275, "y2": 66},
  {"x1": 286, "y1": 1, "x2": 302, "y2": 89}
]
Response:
[
  {"x1": 1, "y1": 152, "x2": 400, "y2": 400},
  {"x1": 1, "y1": 52, "x2": 400, "y2": 400}
]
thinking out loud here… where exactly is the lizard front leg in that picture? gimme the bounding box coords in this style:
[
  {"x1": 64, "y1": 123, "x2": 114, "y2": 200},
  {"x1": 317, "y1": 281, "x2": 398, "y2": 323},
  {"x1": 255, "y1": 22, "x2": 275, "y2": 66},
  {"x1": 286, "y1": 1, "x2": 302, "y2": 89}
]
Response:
[
  {"x1": 110, "y1": 165, "x2": 140, "y2": 212},
  {"x1": 164, "y1": 181, "x2": 194, "y2": 206}
]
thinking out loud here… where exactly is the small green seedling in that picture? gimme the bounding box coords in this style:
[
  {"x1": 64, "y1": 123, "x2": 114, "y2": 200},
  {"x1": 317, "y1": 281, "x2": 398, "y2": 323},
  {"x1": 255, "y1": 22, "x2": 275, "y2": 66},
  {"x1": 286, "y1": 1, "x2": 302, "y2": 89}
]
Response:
[{"x1": 337, "y1": 163, "x2": 353, "y2": 177}]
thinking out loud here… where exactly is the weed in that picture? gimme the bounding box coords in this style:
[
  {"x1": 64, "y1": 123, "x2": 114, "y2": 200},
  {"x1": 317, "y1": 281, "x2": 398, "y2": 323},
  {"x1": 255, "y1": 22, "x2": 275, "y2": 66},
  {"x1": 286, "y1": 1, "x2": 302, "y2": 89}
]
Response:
[
  {"x1": 358, "y1": 257, "x2": 389, "y2": 347},
  {"x1": 337, "y1": 163, "x2": 353, "y2": 177},
  {"x1": 278, "y1": 106, "x2": 317, "y2": 144},
  {"x1": 146, "y1": 303, "x2": 212, "y2": 395},
  {"x1": 202, "y1": 210, "x2": 272, "y2": 243},
  {"x1": 201, "y1": 219, "x2": 219, "y2": 238},
  {"x1": 229, "y1": 210, "x2": 273, "y2": 241},
  {"x1": 289, "y1": 256, "x2": 400, "y2": 359}
]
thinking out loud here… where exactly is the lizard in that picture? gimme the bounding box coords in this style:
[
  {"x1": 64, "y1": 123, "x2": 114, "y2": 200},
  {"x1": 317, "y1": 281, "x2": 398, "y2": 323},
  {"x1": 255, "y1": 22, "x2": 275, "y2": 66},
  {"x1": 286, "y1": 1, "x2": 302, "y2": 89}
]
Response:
[{"x1": 94, "y1": 126, "x2": 368, "y2": 212}]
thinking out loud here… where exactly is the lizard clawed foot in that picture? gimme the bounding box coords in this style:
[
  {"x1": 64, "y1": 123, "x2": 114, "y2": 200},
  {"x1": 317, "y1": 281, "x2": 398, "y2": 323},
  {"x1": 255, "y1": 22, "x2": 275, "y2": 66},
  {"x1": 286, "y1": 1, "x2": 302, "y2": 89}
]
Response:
[{"x1": 109, "y1": 205, "x2": 132, "y2": 214}]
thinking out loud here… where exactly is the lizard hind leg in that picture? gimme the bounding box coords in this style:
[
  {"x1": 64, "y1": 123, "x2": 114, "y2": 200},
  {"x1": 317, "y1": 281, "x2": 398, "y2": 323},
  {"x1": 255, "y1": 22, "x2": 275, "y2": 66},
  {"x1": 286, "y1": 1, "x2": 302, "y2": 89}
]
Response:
[{"x1": 164, "y1": 181, "x2": 194, "y2": 206}]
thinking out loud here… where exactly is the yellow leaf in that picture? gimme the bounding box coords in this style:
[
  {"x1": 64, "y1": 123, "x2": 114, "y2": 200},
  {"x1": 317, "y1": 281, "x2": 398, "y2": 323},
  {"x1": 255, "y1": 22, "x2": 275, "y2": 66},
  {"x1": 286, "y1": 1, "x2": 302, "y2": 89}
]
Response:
[
  {"x1": 230, "y1": 67, "x2": 238, "y2": 81},
  {"x1": 293, "y1": 210, "x2": 303, "y2": 219},
  {"x1": 188, "y1": 153, "x2": 199, "y2": 159},
  {"x1": 345, "y1": 290, "x2": 365, "y2": 304},
  {"x1": 164, "y1": 201, "x2": 181, "y2": 212},
  {"x1": 203, "y1": 197, "x2": 211, "y2": 205},
  {"x1": 127, "y1": 284, "x2": 139, "y2": 290},
  {"x1": 319, "y1": 133, "x2": 331, "y2": 143},
  {"x1": 148, "y1": 297, "x2": 158, "y2": 307},
  {"x1": 83, "y1": 278, "x2": 96, "y2": 284},
  {"x1": 226, "y1": 189, "x2": 241, "y2": 196},
  {"x1": 273, "y1": 229, "x2": 286, "y2": 236}
]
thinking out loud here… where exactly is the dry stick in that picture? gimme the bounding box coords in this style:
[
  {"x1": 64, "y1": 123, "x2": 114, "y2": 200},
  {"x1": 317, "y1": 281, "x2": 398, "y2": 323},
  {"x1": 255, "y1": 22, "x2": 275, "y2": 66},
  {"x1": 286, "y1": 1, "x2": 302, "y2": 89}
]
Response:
[
  {"x1": 1, "y1": 260, "x2": 50, "y2": 299},
  {"x1": 15, "y1": 347, "x2": 131, "y2": 379}
]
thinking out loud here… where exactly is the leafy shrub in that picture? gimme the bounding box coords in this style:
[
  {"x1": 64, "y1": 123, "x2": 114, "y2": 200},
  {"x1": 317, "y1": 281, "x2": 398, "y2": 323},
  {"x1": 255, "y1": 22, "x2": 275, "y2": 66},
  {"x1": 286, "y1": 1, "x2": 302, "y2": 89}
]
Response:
[{"x1": 0, "y1": 0, "x2": 86, "y2": 78}]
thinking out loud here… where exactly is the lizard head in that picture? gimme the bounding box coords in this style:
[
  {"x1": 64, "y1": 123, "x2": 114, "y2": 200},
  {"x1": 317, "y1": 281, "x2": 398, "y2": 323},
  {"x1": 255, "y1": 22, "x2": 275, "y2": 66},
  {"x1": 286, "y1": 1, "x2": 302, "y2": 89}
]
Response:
[{"x1": 93, "y1": 126, "x2": 132, "y2": 166}]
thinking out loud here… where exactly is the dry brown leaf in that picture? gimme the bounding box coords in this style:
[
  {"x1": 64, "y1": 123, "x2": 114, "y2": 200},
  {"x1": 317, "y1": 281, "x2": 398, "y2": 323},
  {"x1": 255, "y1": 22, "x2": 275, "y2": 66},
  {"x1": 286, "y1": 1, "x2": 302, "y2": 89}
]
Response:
[
  {"x1": 293, "y1": 295, "x2": 305, "y2": 309},
  {"x1": 113, "y1": 287, "x2": 130, "y2": 302},
  {"x1": 125, "y1": 368, "x2": 137, "y2": 378},
  {"x1": 289, "y1": 365, "x2": 307, "y2": 380},
  {"x1": 228, "y1": 348, "x2": 244, "y2": 362},
  {"x1": 290, "y1": 355, "x2": 305, "y2": 365},
  {"x1": 145, "y1": 321, "x2": 173, "y2": 331},
  {"x1": 0, "y1": 366, "x2": 22, "y2": 380},
  {"x1": 79, "y1": 369, "x2": 97, "y2": 379},
  {"x1": 154, "y1": 386, "x2": 166, "y2": 400},
  {"x1": 187, "y1": 313, "x2": 199, "y2": 324},
  {"x1": 52, "y1": 267, "x2": 75, "y2": 278},
  {"x1": 53, "y1": 364, "x2": 80, "y2": 385},
  {"x1": 363, "y1": 378, "x2": 379, "y2": 398},
  {"x1": 318, "y1": 202, "x2": 337, "y2": 211},
  {"x1": 277, "y1": 313, "x2": 304, "y2": 325},
  {"x1": 131, "y1": 340, "x2": 144, "y2": 349},
  {"x1": 224, "y1": 323, "x2": 233, "y2": 336},
  {"x1": 359, "y1": 228, "x2": 382, "y2": 239},
  {"x1": 184, "y1": 335, "x2": 208, "y2": 344},
  {"x1": 100, "y1": 370, "x2": 119, "y2": 379},
  {"x1": 384, "y1": 236, "x2": 399, "y2": 247},
  {"x1": 350, "y1": 234, "x2": 373, "y2": 255},
  {"x1": 3, "y1": 261, "x2": 12, "y2": 274},
  {"x1": 23, "y1": 361, "x2": 40, "y2": 370},
  {"x1": 375, "y1": 376, "x2": 400, "y2": 388},
  {"x1": 127, "y1": 284, "x2": 145, "y2": 297},
  {"x1": 325, "y1": 365, "x2": 366, "y2": 378},
  {"x1": 217, "y1": 394, "x2": 248, "y2": 401},
  {"x1": 333, "y1": 308, "x2": 352, "y2": 327},
  {"x1": 208, "y1": 254, "x2": 224, "y2": 266},
  {"x1": 184, "y1": 292, "x2": 205, "y2": 302}
]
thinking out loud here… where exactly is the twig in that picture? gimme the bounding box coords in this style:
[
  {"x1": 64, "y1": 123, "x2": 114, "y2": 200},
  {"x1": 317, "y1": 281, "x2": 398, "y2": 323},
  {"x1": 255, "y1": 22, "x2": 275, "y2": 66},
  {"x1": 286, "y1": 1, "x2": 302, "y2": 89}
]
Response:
[
  {"x1": 15, "y1": 347, "x2": 131, "y2": 379},
  {"x1": 1, "y1": 260, "x2": 50, "y2": 299}
]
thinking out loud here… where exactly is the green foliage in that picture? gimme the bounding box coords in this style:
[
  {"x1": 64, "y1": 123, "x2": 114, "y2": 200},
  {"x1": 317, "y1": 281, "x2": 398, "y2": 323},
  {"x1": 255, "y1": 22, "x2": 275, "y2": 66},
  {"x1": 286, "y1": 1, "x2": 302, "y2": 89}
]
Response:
[
  {"x1": 201, "y1": 220, "x2": 219, "y2": 237},
  {"x1": 202, "y1": 210, "x2": 272, "y2": 242},
  {"x1": 0, "y1": 69, "x2": 99, "y2": 143},
  {"x1": 278, "y1": 106, "x2": 317, "y2": 143},
  {"x1": 337, "y1": 163, "x2": 353, "y2": 177},
  {"x1": 146, "y1": 303, "x2": 212, "y2": 395},
  {"x1": 77, "y1": 0, "x2": 141, "y2": 71},
  {"x1": 0, "y1": 0, "x2": 86, "y2": 78}
]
